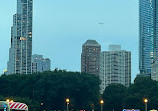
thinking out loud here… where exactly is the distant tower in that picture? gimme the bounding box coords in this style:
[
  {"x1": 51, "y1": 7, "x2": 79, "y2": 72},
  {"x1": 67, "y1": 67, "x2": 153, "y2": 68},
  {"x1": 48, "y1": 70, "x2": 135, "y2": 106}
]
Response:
[
  {"x1": 151, "y1": 60, "x2": 158, "y2": 81},
  {"x1": 81, "y1": 40, "x2": 101, "y2": 75},
  {"x1": 7, "y1": 0, "x2": 33, "y2": 74},
  {"x1": 99, "y1": 45, "x2": 131, "y2": 94},
  {"x1": 32, "y1": 54, "x2": 51, "y2": 73},
  {"x1": 139, "y1": 0, "x2": 158, "y2": 76}
]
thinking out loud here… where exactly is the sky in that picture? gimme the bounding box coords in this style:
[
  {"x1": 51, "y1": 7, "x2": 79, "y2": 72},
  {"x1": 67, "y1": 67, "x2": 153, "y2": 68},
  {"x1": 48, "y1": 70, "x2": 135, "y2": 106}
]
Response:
[{"x1": 0, "y1": 0, "x2": 138, "y2": 82}]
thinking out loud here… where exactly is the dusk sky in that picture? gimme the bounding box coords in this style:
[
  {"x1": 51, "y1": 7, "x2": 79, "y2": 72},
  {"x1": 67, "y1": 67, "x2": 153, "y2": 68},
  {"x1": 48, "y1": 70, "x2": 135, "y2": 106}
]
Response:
[{"x1": 0, "y1": 0, "x2": 138, "y2": 81}]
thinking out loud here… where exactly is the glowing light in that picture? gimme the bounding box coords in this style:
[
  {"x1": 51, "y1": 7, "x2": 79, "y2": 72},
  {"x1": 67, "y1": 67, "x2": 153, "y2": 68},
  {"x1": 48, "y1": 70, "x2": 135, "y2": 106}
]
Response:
[
  {"x1": 10, "y1": 100, "x2": 14, "y2": 103},
  {"x1": 6, "y1": 99, "x2": 10, "y2": 102},
  {"x1": 100, "y1": 100, "x2": 104, "y2": 104},
  {"x1": 144, "y1": 98, "x2": 148, "y2": 103},
  {"x1": 66, "y1": 98, "x2": 70, "y2": 103}
]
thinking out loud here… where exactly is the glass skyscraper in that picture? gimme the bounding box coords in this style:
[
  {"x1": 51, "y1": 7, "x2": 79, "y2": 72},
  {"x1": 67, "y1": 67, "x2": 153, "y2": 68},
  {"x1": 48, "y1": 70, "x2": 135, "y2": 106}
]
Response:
[
  {"x1": 7, "y1": 0, "x2": 33, "y2": 74},
  {"x1": 139, "y1": 0, "x2": 158, "y2": 76}
]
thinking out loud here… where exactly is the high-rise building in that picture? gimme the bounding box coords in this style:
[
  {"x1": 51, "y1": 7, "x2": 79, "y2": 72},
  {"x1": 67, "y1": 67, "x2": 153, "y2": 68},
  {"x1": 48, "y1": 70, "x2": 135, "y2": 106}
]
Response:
[
  {"x1": 7, "y1": 0, "x2": 33, "y2": 74},
  {"x1": 151, "y1": 60, "x2": 158, "y2": 81},
  {"x1": 32, "y1": 54, "x2": 51, "y2": 73},
  {"x1": 139, "y1": 0, "x2": 158, "y2": 76},
  {"x1": 99, "y1": 45, "x2": 131, "y2": 94},
  {"x1": 81, "y1": 40, "x2": 101, "y2": 75}
]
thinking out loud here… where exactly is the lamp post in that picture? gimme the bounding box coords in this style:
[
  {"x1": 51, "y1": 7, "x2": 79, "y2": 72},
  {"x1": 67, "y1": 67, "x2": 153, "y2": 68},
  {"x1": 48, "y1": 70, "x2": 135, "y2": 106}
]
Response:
[
  {"x1": 100, "y1": 100, "x2": 104, "y2": 111},
  {"x1": 66, "y1": 98, "x2": 70, "y2": 111},
  {"x1": 144, "y1": 98, "x2": 148, "y2": 111},
  {"x1": 41, "y1": 103, "x2": 44, "y2": 111}
]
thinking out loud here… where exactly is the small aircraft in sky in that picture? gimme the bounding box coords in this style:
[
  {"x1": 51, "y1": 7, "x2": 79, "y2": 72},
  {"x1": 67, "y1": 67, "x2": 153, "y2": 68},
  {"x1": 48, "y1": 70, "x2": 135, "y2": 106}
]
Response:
[{"x1": 99, "y1": 22, "x2": 104, "y2": 25}]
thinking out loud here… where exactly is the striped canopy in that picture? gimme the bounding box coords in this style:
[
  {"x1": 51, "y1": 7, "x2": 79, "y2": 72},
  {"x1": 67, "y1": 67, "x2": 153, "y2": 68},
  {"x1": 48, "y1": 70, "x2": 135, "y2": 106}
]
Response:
[{"x1": 9, "y1": 102, "x2": 28, "y2": 111}]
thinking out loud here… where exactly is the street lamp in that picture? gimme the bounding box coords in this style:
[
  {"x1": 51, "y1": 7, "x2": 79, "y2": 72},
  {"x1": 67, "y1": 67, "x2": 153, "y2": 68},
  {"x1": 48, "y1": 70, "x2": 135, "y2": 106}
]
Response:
[
  {"x1": 100, "y1": 100, "x2": 104, "y2": 111},
  {"x1": 144, "y1": 98, "x2": 148, "y2": 111},
  {"x1": 66, "y1": 98, "x2": 70, "y2": 111},
  {"x1": 40, "y1": 103, "x2": 44, "y2": 111}
]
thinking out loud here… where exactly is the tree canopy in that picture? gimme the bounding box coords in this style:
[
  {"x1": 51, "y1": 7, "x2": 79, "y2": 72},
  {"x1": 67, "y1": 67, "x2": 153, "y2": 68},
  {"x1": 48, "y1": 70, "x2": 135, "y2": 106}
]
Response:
[
  {"x1": 0, "y1": 71, "x2": 158, "y2": 111},
  {"x1": 0, "y1": 70, "x2": 100, "y2": 111},
  {"x1": 102, "y1": 77, "x2": 158, "y2": 111}
]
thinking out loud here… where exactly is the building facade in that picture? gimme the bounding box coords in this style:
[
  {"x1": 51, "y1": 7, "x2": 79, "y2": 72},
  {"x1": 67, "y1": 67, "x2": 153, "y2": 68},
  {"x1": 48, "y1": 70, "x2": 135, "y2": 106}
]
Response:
[
  {"x1": 7, "y1": 0, "x2": 33, "y2": 74},
  {"x1": 139, "y1": 0, "x2": 158, "y2": 76},
  {"x1": 32, "y1": 62, "x2": 37, "y2": 73},
  {"x1": 151, "y1": 60, "x2": 158, "y2": 81},
  {"x1": 99, "y1": 45, "x2": 131, "y2": 94},
  {"x1": 81, "y1": 40, "x2": 101, "y2": 75},
  {"x1": 32, "y1": 54, "x2": 51, "y2": 73}
]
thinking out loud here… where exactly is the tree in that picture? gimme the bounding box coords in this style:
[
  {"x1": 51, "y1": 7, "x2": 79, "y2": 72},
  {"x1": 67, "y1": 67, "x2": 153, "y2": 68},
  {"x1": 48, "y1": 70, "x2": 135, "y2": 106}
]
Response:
[
  {"x1": 0, "y1": 71, "x2": 101, "y2": 111},
  {"x1": 102, "y1": 84, "x2": 127, "y2": 111},
  {"x1": 125, "y1": 77, "x2": 158, "y2": 110}
]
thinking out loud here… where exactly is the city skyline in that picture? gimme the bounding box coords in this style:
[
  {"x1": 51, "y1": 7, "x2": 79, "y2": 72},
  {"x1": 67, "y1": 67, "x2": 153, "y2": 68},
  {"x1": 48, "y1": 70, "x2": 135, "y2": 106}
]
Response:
[{"x1": 0, "y1": 0, "x2": 138, "y2": 81}]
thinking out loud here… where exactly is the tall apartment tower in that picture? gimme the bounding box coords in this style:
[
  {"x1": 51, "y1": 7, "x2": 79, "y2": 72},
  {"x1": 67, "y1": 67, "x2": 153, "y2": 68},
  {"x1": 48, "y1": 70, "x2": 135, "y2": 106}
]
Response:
[
  {"x1": 139, "y1": 0, "x2": 158, "y2": 76},
  {"x1": 81, "y1": 40, "x2": 101, "y2": 75},
  {"x1": 7, "y1": 0, "x2": 33, "y2": 74},
  {"x1": 99, "y1": 45, "x2": 131, "y2": 94}
]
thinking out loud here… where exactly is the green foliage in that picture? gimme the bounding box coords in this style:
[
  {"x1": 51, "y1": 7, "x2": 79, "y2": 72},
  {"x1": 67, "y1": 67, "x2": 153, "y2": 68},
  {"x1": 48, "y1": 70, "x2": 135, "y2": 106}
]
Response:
[
  {"x1": 102, "y1": 84, "x2": 127, "y2": 111},
  {"x1": 102, "y1": 77, "x2": 158, "y2": 111},
  {"x1": 1, "y1": 72, "x2": 158, "y2": 111},
  {"x1": 126, "y1": 77, "x2": 158, "y2": 110},
  {"x1": 0, "y1": 71, "x2": 100, "y2": 111}
]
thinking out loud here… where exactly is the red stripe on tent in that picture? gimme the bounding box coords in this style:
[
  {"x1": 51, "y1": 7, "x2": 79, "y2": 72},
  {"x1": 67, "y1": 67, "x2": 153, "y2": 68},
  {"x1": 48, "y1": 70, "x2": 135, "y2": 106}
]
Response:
[
  {"x1": 25, "y1": 106, "x2": 28, "y2": 109},
  {"x1": 10, "y1": 102, "x2": 16, "y2": 108},
  {"x1": 18, "y1": 104, "x2": 23, "y2": 109},
  {"x1": 14, "y1": 103, "x2": 20, "y2": 109},
  {"x1": 21, "y1": 105, "x2": 26, "y2": 109}
]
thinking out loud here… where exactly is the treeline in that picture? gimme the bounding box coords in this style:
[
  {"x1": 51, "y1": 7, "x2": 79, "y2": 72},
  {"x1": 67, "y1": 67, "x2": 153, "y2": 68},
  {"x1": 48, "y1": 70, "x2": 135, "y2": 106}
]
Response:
[
  {"x1": 102, "y1": 77, "x2": 158, "y2": 111},
  {"x1": 0, "y1": 71, "x2": 158, "y2": 111},
  {"x1": 0, "y1": 70, "x2": 101, "y2": 111}
]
